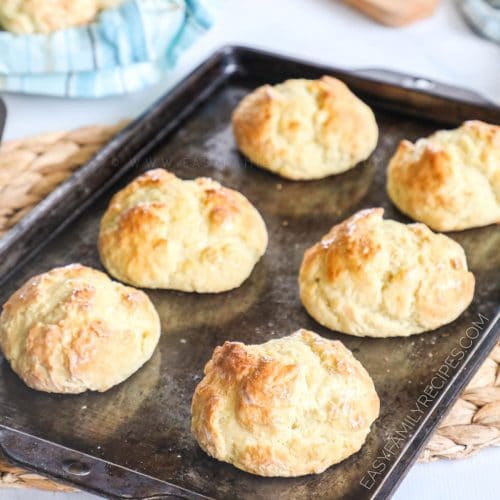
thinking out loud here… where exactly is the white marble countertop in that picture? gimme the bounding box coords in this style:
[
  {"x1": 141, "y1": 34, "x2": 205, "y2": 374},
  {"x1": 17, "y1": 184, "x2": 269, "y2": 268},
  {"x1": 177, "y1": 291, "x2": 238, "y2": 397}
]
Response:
[{"x1": 0, "y1": 0, "x2": 499, "y2": 499}]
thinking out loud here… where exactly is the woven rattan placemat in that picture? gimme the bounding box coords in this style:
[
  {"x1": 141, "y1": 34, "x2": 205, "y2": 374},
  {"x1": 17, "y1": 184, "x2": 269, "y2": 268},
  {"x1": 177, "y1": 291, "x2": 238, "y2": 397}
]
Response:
[
  {"x1": 0, "y1": 121, "x2": 128, "y2": 237},
  {"x1": 0, "y1": 125, "x2": 498, "y2": 491}
]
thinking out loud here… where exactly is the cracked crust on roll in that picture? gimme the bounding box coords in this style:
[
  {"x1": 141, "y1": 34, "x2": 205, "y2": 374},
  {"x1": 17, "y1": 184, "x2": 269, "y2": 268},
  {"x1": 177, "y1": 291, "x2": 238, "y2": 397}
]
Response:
[
  {"x1": 0, "y1": 0, "x2": 124, "y2": 34},
  {"x1": 232, "y1": 77, "x2": 378, "y2": 180},
  {"x1": 0, "y1": 264, "x2": 160, "y2": 393},
  {"x1": 191, "y1": 329, "x2": 380, "y2": 477},
  {"x1": 98, "y1": 168, "x2": 268, "y2": 292},
  {"x1": 387, "y1": 120, "x2": 500, "y2": 231},
  {"x1": 299, "y1": 208, "x2": 475, "y2": 337}
]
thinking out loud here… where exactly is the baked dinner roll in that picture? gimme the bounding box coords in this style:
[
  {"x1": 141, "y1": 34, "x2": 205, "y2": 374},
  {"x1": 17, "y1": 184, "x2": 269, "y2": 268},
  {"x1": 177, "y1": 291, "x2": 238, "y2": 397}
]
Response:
[
  {"x1": 99, "y1": 169, "x2": 268, "y2": 292},
  {"x1": 0, "y1": 0, "x2": 123, "y2": 34},
  {"x1": 232, "y1": 77, "x2": 378, "y2": 180},
  {"x1": 299, "y1": 208, "x2": 475, "y2": 337},
  {"x1": 191, "y1": 329, "x2": 379, "y2": 477},
  {"x1": 0, "y1": 264, "x2": 160, "y2": 393},
  {"x1": 387, "y1": 120, "x2": 500, "y2": 231}
]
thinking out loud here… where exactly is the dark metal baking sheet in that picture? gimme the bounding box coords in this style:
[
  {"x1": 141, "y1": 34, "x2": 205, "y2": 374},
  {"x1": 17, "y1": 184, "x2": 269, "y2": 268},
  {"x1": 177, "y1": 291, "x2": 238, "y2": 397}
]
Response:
[{"x1": 0, "y1": 46, "x2": 499, "y2": 500}]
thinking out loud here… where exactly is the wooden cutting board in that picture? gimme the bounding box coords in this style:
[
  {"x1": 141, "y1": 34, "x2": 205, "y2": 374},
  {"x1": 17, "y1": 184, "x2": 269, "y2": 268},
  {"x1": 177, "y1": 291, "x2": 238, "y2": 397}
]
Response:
[{"x1": 343, "y1": 0, "x2": 439, "y2": 27}]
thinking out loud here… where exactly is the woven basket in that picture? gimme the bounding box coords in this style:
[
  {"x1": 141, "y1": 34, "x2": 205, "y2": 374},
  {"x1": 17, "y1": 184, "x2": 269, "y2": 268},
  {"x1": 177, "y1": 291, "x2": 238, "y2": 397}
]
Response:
[{"x1": 0, "y1": 124, "x2": 499, "y2": 490}]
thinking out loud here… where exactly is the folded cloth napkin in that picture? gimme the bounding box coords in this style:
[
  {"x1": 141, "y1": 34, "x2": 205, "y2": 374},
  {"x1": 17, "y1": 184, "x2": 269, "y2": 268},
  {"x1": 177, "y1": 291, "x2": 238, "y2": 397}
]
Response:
[
  {"x1": 0, "y1": 0, "x2": 218, "y2": 97},
  {"x1": 459, "y1": 0, "x2": 500, "y2": 43}
]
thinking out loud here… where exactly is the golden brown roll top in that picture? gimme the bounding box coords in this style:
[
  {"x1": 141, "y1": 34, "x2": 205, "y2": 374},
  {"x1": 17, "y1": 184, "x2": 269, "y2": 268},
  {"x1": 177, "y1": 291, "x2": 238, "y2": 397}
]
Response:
[
  {"x1": 232, "y1": 76, "x2": 378, "y2": 180},
  {"x1": 191, "y1": 329, "x2": 380, "y2": 477},
  {"x1": 98, "y1": 168, "x2": 268, "y2": 293},
  {"x1": 299, "y1": 208, "x2": 475, "y2": 337},
  {"x1": 387, "y1": 120, "x2": 500, "y2": 231},
  {"x1": 0, "y1": 264, "x2": 160, "y2": 393}
]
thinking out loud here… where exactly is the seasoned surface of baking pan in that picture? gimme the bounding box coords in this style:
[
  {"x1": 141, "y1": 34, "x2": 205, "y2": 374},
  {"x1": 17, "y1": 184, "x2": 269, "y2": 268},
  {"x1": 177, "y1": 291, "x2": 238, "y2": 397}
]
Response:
[{"x1": 0, "y1": 47, "x2": 499, "y2": 499}]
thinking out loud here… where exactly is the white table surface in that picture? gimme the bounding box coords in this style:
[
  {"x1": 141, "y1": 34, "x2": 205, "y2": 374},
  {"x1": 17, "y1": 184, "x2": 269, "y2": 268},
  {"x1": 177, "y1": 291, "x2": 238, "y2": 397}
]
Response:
[{"x1": 0, "y1": 0, "x2": 499, "y2": 499}]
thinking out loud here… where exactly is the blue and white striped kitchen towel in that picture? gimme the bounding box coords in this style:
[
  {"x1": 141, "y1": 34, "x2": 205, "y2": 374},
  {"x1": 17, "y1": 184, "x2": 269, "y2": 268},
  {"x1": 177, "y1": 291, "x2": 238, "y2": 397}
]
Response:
[{"x1": 0, "y1": 0, "x2": 218, "y2": 97}]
